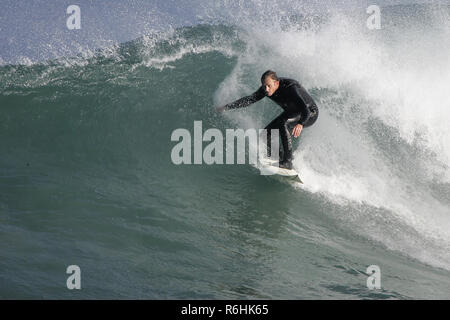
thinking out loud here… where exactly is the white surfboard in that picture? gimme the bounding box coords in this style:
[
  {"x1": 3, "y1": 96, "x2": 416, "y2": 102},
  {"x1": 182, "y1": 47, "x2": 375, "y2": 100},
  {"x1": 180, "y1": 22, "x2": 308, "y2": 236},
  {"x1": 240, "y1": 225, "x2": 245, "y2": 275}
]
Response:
[{"x1": 258, "y1": 158, "x2": 303, "y2": 183}]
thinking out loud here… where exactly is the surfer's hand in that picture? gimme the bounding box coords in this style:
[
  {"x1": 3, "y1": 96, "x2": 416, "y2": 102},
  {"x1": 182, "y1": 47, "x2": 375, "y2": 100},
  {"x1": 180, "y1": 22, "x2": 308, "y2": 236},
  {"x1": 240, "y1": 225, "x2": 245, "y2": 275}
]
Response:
[
  {"x1": 292, "y1": 124, "x2": 303, "y2": 137},
  {"x1": 216, "y1": 105, "x2": 226, "y2": 113}
]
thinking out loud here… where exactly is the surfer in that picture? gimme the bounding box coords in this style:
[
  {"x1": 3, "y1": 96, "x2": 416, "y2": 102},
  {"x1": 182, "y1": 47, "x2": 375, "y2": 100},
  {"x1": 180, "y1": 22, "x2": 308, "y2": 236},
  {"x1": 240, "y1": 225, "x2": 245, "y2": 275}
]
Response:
[{"x1": 216, "y1": 70, "x2": 319, "y2": 169}]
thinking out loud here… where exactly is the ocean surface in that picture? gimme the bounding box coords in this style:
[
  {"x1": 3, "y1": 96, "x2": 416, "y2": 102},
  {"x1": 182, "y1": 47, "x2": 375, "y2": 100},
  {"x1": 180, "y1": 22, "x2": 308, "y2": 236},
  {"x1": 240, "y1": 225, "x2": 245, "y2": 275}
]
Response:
[{"x1": 1, "y1": 3, "x2": 450, "y2": 299}]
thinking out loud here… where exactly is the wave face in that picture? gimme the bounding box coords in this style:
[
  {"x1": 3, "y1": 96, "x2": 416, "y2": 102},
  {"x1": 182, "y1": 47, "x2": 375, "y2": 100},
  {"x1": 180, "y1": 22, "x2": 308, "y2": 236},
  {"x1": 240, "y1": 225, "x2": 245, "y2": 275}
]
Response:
[{"x1": 1, "y1": 3, "x2": 450, "y2": 299}]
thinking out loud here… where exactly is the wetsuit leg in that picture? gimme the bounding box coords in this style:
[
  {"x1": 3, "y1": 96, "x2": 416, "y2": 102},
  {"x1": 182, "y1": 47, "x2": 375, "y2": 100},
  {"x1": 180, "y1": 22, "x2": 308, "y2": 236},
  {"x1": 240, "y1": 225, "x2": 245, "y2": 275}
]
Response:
[
  {"x1": 264, "y1": 112, "x2": 285, "y2": 159},
  {"x1": 264, "y1": 105, "x2": 318, "y2": 165},
  {"x1": 280, "y1": 113, "x2": 302, "y2": 164},
  {"x1": 284, "y1": 105, "x2": 318, "y2": 164},
  {"x1": 264, "y1": 112, "x2": 302, "y2": 163},
  {"x1": 302, "y1": 104, "x2": 319, "y2": 128}
]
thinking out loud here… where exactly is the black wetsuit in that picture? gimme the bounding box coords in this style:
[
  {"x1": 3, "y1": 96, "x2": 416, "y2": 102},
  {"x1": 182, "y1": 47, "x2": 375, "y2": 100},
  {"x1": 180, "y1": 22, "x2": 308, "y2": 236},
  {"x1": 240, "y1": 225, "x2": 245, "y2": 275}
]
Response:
[{"x1": 223, "y1": 77, "x2": 319, "y2": 164}]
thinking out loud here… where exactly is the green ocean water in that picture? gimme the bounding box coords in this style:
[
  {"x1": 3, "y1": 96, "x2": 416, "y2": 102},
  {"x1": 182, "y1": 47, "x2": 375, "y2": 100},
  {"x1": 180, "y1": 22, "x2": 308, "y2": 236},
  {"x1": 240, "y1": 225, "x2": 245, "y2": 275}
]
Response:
[{"x1": 1, "y1": 6, "x2": 450, "y2": 299}]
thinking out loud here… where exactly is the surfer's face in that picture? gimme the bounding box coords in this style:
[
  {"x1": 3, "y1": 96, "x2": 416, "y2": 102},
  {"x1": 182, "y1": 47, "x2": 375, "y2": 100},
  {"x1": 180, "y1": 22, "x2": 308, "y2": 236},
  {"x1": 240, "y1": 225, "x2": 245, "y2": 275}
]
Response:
[{"x1": 263, "y1": 77, "x2": 279, "y2": 96}]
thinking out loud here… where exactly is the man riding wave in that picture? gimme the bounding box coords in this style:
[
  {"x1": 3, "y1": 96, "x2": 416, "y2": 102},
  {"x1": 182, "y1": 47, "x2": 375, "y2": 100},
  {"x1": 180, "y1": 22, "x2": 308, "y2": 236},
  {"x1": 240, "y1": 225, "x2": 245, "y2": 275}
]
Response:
[{"x1": 216, "y1": 70, "x2": 319, "y2": 169}]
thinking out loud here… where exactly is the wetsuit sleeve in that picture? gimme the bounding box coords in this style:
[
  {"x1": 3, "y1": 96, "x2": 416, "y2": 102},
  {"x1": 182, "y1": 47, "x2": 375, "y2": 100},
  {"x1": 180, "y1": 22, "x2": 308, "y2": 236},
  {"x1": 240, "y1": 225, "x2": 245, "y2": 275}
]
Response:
[
  {"x1": 223, "y1": 86, "x2": 266, "y2": 110},
  {"x1": 292, "y1": 85, "x2": 311, "y2": 125}
]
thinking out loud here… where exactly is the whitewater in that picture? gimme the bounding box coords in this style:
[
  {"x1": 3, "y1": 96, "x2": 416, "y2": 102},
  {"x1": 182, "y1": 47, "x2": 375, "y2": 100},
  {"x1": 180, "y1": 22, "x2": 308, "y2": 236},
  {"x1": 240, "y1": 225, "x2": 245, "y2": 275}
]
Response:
[{"x1": 1, "y1": 2, "x2": 449, "y2": 299}]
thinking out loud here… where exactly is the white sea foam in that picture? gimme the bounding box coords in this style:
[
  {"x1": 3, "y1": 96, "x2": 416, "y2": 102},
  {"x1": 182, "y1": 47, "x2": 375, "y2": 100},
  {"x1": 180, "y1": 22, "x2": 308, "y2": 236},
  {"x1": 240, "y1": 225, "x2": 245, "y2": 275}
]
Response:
[{"x1": 216, "y1": 7, "x2": 450, "y2": 270}]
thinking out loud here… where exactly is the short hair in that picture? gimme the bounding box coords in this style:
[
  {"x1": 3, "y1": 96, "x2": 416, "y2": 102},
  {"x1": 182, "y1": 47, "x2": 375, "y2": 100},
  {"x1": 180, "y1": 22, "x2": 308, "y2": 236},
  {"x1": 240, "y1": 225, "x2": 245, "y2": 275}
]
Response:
[{"x1": 261, "y1": 70, "x2": 279, "y2": 84}]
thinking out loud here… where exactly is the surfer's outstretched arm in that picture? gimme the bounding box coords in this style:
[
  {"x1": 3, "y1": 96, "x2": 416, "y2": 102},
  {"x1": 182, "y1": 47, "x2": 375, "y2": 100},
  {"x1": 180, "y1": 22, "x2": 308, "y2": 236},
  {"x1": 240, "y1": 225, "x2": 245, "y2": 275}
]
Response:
[{"x1": 216, "y1": 86, "x2": 266, "y2": 112}]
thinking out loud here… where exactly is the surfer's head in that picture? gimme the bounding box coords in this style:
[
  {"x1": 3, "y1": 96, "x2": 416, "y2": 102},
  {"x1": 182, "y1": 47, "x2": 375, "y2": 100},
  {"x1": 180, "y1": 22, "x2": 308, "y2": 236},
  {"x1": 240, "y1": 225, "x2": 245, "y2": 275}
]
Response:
[{"x1": 261, "y1": 70, "x2": 279, "y2": 97}]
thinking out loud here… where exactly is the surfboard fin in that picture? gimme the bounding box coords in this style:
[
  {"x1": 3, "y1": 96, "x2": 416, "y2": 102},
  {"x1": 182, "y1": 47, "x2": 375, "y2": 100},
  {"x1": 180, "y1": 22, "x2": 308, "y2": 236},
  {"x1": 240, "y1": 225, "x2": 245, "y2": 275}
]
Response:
[{"x1": 294, "y1": 175, "x2": 303, "y2": 184}]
